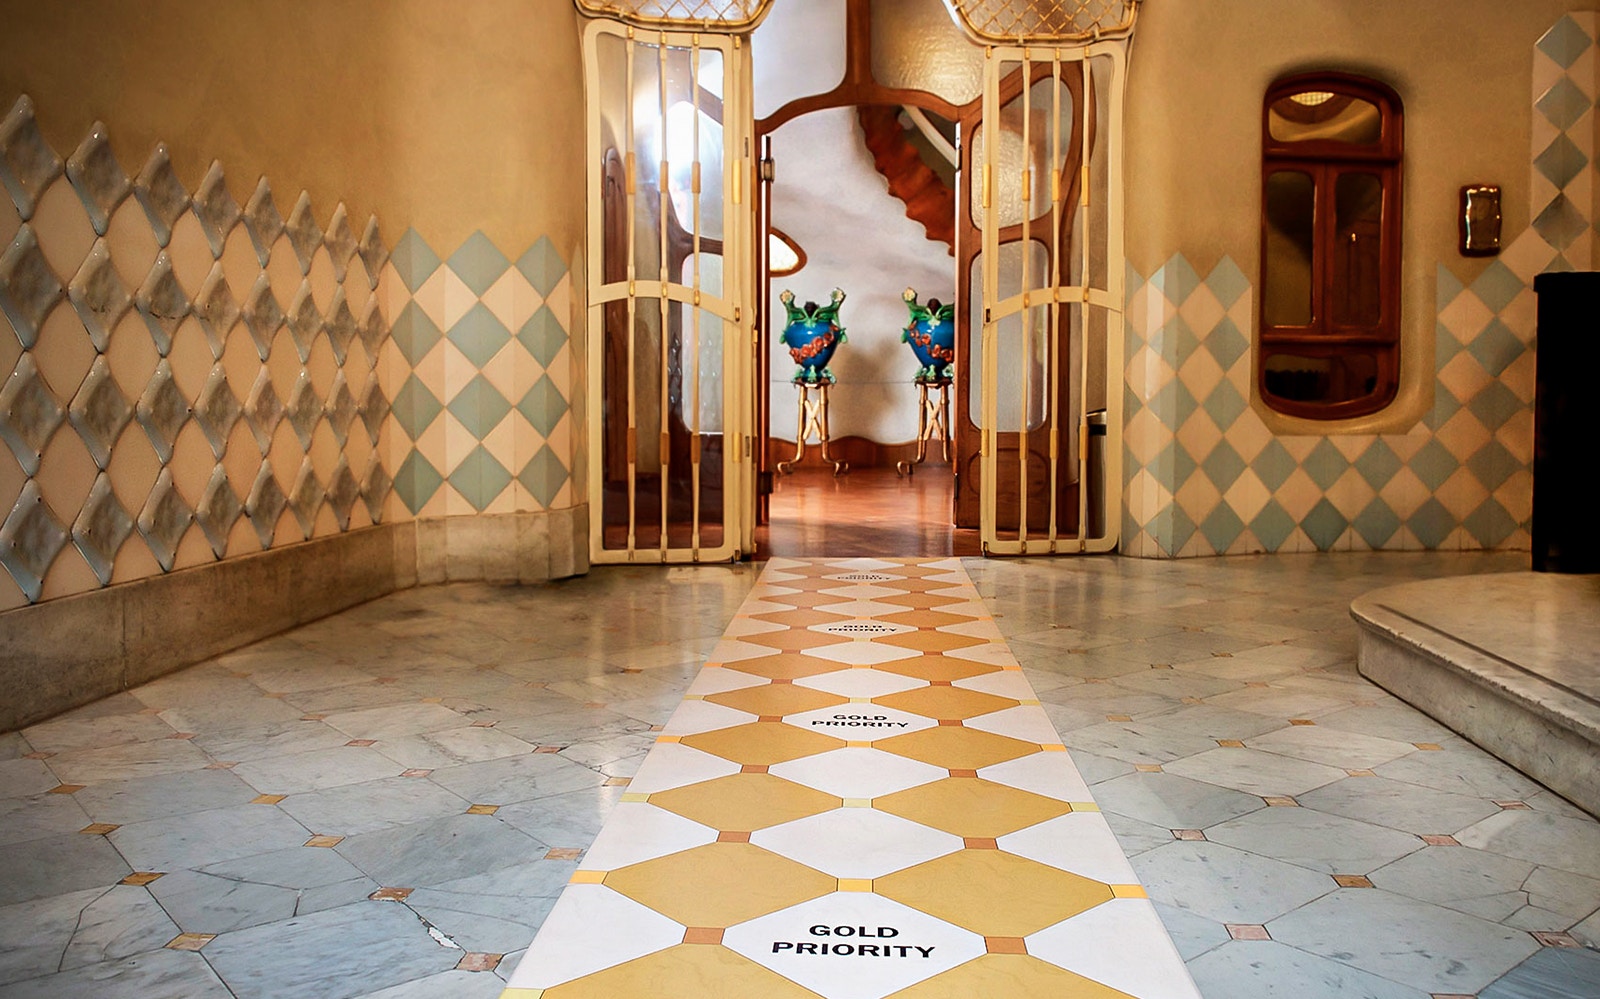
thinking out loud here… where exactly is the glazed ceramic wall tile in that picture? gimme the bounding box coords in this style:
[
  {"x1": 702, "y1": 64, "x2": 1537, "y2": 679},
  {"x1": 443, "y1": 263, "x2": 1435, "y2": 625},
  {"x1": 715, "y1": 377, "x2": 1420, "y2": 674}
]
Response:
[
  {"x1": 0, "y1": 98, "x2": 396, "y2": 611},
  {"x1": 1119, "y1": 14, "x2": 1588, "y2": 558}
]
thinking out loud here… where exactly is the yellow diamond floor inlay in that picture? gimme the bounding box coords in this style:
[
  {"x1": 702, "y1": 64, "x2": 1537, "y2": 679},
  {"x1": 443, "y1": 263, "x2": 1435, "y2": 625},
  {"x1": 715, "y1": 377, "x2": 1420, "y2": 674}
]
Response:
[{"x1": 500, "y1": 558, "x2": 1201, "y2": 999}]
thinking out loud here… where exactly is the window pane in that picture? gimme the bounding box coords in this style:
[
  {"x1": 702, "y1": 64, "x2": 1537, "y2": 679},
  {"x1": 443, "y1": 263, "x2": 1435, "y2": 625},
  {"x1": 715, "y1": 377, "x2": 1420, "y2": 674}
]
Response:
[
  {"x1": 1263, "y1": 171, "x2": 1315, "y2": 328},
  {"x1": 969, "y1": 243, "x2": 1049, "y2": 432},
  {"x1": 1269, "y1": 92, "x2": 1382, "y2": 145},
  {"x1": 1331, "y1": 172, "x2": 1383, "y2": 328},
  {"x1": 1263, "y1": 352, "x2": 1380, "y2": 406}
]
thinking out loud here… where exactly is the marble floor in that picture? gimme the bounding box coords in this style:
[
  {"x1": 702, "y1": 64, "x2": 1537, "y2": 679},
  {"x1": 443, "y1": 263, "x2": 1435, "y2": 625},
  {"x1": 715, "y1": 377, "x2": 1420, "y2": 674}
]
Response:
[{"x1": 2, "y1": 550, "x2": 1599, "y2": 998}]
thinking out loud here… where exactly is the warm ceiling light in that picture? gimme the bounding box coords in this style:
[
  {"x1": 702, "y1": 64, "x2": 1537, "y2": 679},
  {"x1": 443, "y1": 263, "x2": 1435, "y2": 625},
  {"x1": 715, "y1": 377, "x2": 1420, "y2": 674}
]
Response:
[{"x1": 1290, "y1": 91, "x2": 1336, "y2": 107}]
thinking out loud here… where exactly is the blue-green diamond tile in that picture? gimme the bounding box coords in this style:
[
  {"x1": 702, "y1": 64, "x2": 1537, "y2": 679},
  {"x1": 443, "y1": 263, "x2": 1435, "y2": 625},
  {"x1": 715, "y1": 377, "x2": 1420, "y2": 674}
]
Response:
[
  {"x1": 448, "y1": 231, "x2": 512, "y2": 297},
  {"x1": 1409, "y1": 439, "x2": 1460, "y2": 491},
  {"x1": 519, "y1": 443, "x2": 569, "y2": 509},
  {"x1": 1534, "y1": 194, "x2": 1589, "y2": 251},
  {"x1": 1124, "y1": 315, "x2": 1145, "y2": 352},
  {"x1": 1125, "y1": 262, "x2": 1146, "y2": 297},
  {"x1": 1352, "y1": 497, "x2": 1401, "y2": 549},
  {"x1": 1428, "y1": 382, "x2": 1463, "y2": 431},
  {"x1": 1250, "y1": 500, "x2": 1296, "y2": 551},
  {"x1": 1547, "y1": 253, "x2": 1576, "y2": 273},
  {"x1": 1302, "y1": 438, "x2": 1350, "y2": 491},
  {"x1": 1205, "y1": 256, "x2": 1250, "y2": 309},
  {"x1": 1145, "y1": 321, "x2": 1174, "y2": 361},
  {"x1": 1535, "y1": 134, "x2": 1589, "y2": 191},
  {"x1": 1151, "y1": 376, "x2": 1197, "y2": 427},
  {"x1": 1353, "y1": 438, "x2": 1402, "y2": 490},
  {"x1": 1464, "y1": 497, "x2": 1518, "y2": 547},
  {"x1": 1123, "y1": 382, "x2": 1143, "y2": 420},
  {"x1": 1466, "y1": 439, "x2": 1518, "y2": 493},
  {"x1": 519, "y1": 305, "x2": 569, "y2": 369},
  {"x1": 1168, "y1": 503, "x2": 1197, "y2": 555},
  {"x1": 392, "y1": 375, "x2": 443, "y2": 441},
  {"x1": 390, "y1": 301, "x2": 442, "y2": 367},
  {"x1": 1204, "y1": 316, "x2": 1249, "y2": 371},
  {"x1": 518, "y1": 374, "x2": 568, "y2": 438},
  {"x1": 1436, "y1": 263, "x2": 1465, "y2": 311},
  {"x1": 1408, "y1": 498, "x2": 1456, "y2": 548},
  {"x1": 1536, "y1": 75, "x2": 1592, "y2": 132},
  {"x1": 394, "y1": 450, "x2": 443, "y2": 514},
  {"x1": 1435, "y1": 319, "x2": 1467, "y2": 370},
  {"x1": 1121, "y1": 509, "x2": 1141, "y2": 545},
  {"x1": 517, "y1": 236, "x2": 567, "y2": 297},
  {"x1": 448, "y1": 444, "x2": 513, "y2": 513},
  {"x1": 1465, "y1": 318, "x2": 1525, "y2": 377},
  {"x1": 1466, "y1": 381, "x2": 1523, "y2": 430},
  {"x1": 1538, "y1": 15, "x2": 1593, "y2": 70},
  {"x1": 1201, "y1": 440, "x2": 1246, "y2": 491},
  {"x1": 1122, "y1": 442, "x2": 1144, "y2": 478},
  {"x1": 1151, "y1": 438, "x2": 1197, "y2": 489},
  {"x1": 1301, "y1": 498, "x2": 1348, "y2": 551},
  {"x1": 1153, "y1": 253, "x2": 1201, "y2": 305},
  {"x1": 390, "y1": 228, "x2": 441, "y2": 293},
  {"x1": 447, "y1": 303, "x2": 512, "y2": 369},
  {"x1": 1253, "y1": 439, "x2": 1297, "y2": 492},
  {"x1": 1469, "y1": 261, "x2": 1525, "y2": 315},
  {"x1": 1199, "y1": 502, "x2": 1246, "y2": 553},
  {"x1": 1201, "y1": 379, "x2": 1247, "y2": 429},
  {"x1": 1170, "y1": 314, "x2": 1200, "y2": 368},
  {"x1": 446, "y1": 374, "x2": 512, "y2": 440}
]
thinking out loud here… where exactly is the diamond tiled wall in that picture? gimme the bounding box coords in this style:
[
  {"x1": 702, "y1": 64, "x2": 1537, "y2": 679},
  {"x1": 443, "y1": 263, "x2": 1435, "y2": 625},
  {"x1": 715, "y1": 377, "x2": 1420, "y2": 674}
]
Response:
[
  {"x1": 0, "y1": 95, "x2": 398, "y2": 609},
  {"x1": 379, "y1": 228, "x2": 576, "y2": 519},
  {"x1": 1120, "y1": 14, "x2": 1591, "y2": 558}
]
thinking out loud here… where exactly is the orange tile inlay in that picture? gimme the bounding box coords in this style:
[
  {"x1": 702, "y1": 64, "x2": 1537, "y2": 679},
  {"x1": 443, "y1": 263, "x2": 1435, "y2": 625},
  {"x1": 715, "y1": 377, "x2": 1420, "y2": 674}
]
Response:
[
  {"x1": 1226, "y1": 924, "x2": 1271, "y2": 941},
  {"x1": 304, "y1": 835, "x2": 344, "y2": 848},
  {"x1": 79, "y1": 823, "x2": 120, "y2": 835},
  {"x1": 1333, "y1": 874, "x2": 1373, "y2": 888},
  {"x1": 251, "y1": 794, "x2": 286, "y2": 805},
  {"x1": 121, "y1": 872, "x2": 165, "y2": 886},
  {"x1": 457, "y1": 952, "x2": 503, "y2": 971},
  {"x1": 370, "y1": 887, "x2": 414, "y2": 901},
  {"x1": 985, "y1": 936, "x2": 1028, "y2": 955},
  {"x1": 166, "y1": 933, "x2": 215, "y2": 951},
  {"x1": 683, "y1": 927, "x2": 725, "y2": 945}
]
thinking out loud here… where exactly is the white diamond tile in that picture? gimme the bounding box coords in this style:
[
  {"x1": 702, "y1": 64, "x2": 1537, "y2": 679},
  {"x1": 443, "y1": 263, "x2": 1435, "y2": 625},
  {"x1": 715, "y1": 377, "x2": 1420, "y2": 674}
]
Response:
[
  {"x1": 977, "y1": 752, "x2": 1092, "y2": 802},
  {"x1": 136, "y1": 467, "x2": 192, "y2": 572},
  {"x1": 0, "y1": 224, "x2": 64, "y2": 349},
  {"x1": 708, "y1": 638, "x2": 786, "y2": 664},
  {"x1": 768, "y1": 747, "x2": 946, "y2": 800},
  {"x1": 1025, "y1": 899, "x2": 1201, "y2": 999},
  {"x1": 799, "y1": 641, "x2": 921, "y2": 667},
  {"x1": 131, "y1": 143, "x2": 189, "y2": 248},
  {"x1": 625, "y1": 741, "x2": 742, "y2": 794},
  {"x1": 659, "y1": 698, "x2": 757, "y2": 737},
  {"x1": 0, "y1": 479, "x2": 68, "y2": 601},
  {"x1": 952, "y1": 670, "x2": 1035, "y2": 700},
  {"x1": 64, "y1": 121, "x2": 129, "y2": 237},
  {"x1": 503, "y1": 884, "x2": 683, "y2": 991},
  {"x1": 998, "y1": 811, "x2": 1140, "y2": 883},
  {"x1": 723, "y1": 892, "x2": 984, "y2": 999},
  {"x1": 0, "y1": 95, "x2": 63, "y2": 221},
  {"x1": 578, "y1": 802, "x2": 718, "y2": 872},
  {"x1": 66, "y1": 238, "x2": 131, "y2": 352},
  {"x1": 684, "y1": 667, "x2": 769, "y2": 697},
  {"x1": 67, "y1": 354, "x2": 132, "y2": 470},
  {"x1": 0, "y1": 352, "x2": 64, "y2": 475},
  {"x1": 963, "y1": 705, "x2": 1058, "y2": 743},
  {"x1": 71, "y1": 471, "x2": 132, "y2": 584},
  {"x1": 783, "y1": 705, "x2": 936, "y2": 739},
  {"x1": 941, "y1": 642, "x2": 1020, "y2": 668},
  {"x1": 752, "y1": 807, "x2": 962, "y2": 880},
  {"x1": 794, "y1": 669, "x2": 928, "y2": 699}
]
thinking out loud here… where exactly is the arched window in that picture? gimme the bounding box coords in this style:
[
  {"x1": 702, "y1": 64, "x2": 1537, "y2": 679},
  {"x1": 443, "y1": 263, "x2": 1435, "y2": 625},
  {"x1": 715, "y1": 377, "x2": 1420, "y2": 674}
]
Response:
[{"x1": 1259, "y1": 73, "x2": 1403, "y2": 419}]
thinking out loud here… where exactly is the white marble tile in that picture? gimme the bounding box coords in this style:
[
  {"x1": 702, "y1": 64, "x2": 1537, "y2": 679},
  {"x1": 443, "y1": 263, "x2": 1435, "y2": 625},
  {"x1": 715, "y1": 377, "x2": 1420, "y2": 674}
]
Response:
[
  {"x1": 769, "y1": 748, "x2": 946, "y2": 800},
  {"x1": 752, "y1": 807, "x2": 962, "y2": 879},
  {"x1": 658, "y1": 699, "x2": 756, "y2": 737},
  {"x1": 502, "y1": 884, "x2": 684, "y2": 989},
  {"x1": 577, "y1": 802, "x2": 717, "y2": 871},
  {"x1": 998, "y1": 811, "x2": 1140, "y2": 883},
  {"x1": 625, "y1": 742, "x2": 742, "y2": 794},
  {"x1": 963, "y1": 705, "x2": 1060, "y2": 743},
  {"x1": 1027, "y1": 898, "x2": 1203, "y2": 999},
  {"x1": 795, "y1": 669, "x2": 927, "y2": 698},
  {"x1": 978, "y1": 752, "x2": 1093, "y2": 802},
  {"x1": 799, "y1": 642, "x2": 921, "y2": 667}
]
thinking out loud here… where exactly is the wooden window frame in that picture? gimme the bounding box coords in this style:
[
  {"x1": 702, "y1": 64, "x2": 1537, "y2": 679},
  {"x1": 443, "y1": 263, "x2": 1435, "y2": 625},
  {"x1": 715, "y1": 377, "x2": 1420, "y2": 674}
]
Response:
[{"x1": 1258, "y1": 72, "x2": 1403, "y2": 420}]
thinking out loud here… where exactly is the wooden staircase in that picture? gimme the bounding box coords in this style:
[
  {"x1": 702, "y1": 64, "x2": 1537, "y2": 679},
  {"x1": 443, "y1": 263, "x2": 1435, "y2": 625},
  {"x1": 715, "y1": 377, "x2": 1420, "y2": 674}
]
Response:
[{"x1": 856, "y1": 105, "x2": 955, "y2": 254}]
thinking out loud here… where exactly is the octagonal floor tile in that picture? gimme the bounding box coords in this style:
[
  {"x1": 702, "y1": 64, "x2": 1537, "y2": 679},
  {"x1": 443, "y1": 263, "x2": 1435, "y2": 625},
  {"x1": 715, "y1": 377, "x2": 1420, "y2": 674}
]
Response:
[
  {"x1": 965, "y1": 705, "x2": 1061, "y2": 743},
  {"x1": 648, "y1": 772, "x2": 840, "y2": 833},
  {"x1": 682, "y1": 722, "x2": 845, "y2": 767},
  {"x1": 1026, "y1": 898, "x2": 1201, "y2": 999},
  {"x1": 997, "y1": 811, "x2": 1140, "y2": 884},
  {"x1": 543, "y1": 943, "x2": 820, "y2": 998},
  {"x1": 686, "y1": 667, "x2": 769, "y2": 697},
  {"x1": 876, "y1": 849, "x2": 1113, "y2": 937},
  {"x1": 605, "y1": 841, "x2": 835, "y2": 927},
  {"x1": 954, "y1": 670, "x2": 1039, "y2": 700},
  {"x1": 874, "y1": 686, "x2": 1017, "y2": 721},
  {"x1": 579, "y1": 802, "x2": 719, "y2": 872},
  {"x1": 876, "y1": 657, "x2": 1004, "y2": 684},
  {"x1": 978, "y1": 752, "x2": 1093, "y2": 802},
  {"x1": 726, "y1": 652, "x2": 852, "y2": 681},
  {"x1": 706, "y1": 683, "x2": 848, "y2": 717},
  {"x1": 660, "y1": 699, "x2": 757, "y2": 737},
  {"x1": 885, "y1": 953, "x2": 1136, "y2": 998},
  {"x1": 875, "y1": 777, "x2": 1074, "y2": 838},
  {"x1": 751, "y1": 607, "x2": 857, "y2": 629},
  {"x1": 625, "y1": 742, "x2": 743, "y2": 794},
  {"x1": 801, "y1": 642, "x2": 925, "y2": 667},
  {"x1": 751, "y1": 807, "x2": 963, "y2": 879},
  {"x1": 941, "y1": 642, "x2": 1023, "y2": 668},
  {"x1": 874, "y1": 630, "x2": 991, "y2": 654},
  {"x1": 742, "y1": 628, "x2": 853, "y2": 654},
  {"x1": 769, "y1": 748, "x2": 947, "y2": 800},
  {"x1": 876, "y1": 727, "x2": 1038, "y2": 771},
  {"x1": 877, "y1": 609, "x2": 976, "y2": 630}
]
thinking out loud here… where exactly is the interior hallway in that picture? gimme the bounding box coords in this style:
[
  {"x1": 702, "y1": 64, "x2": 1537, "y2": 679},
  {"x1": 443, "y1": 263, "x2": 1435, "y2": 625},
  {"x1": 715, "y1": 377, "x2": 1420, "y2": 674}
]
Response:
[
  {"x1": 3, "y1": 549, "x2": 1599, "y2": 997},
  {"x1": 759, "y1": 465, "x2": 981, "y2": 559}
]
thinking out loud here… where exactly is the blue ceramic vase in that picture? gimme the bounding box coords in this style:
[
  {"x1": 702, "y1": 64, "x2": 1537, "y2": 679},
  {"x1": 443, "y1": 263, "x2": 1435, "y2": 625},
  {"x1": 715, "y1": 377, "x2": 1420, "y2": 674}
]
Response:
[
  {"x1": 901, "y1": 288, "x2": 955, "y2": 383},
  {"x1": 779, "y1": 288, "x2": 847, "y2": 385}
]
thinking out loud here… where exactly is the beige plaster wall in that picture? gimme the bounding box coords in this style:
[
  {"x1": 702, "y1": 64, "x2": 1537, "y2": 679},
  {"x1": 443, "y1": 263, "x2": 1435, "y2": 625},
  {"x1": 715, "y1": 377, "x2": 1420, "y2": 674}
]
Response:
[
  {"x1": 0, "y1": 0, "x2": 586, "y2": 254},
  {"x1": 1125, "y1": 0, "x2": 1581, "y2": 433}
]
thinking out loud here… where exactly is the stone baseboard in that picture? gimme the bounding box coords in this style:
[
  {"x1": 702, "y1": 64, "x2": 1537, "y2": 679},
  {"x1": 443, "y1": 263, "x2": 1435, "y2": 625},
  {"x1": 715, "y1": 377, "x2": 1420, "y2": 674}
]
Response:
[{"x1": 415, "y1": 507, "x2": 590, "y2": 584}]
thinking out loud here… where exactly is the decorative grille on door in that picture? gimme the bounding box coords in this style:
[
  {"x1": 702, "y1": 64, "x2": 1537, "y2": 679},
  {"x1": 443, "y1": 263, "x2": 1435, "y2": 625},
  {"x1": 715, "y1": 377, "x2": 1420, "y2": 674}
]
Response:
[
  {"x1": 573, "y1": 0, "x2": 774, "y2": 32},
  {"x1": 944, "y1": 0, "x2": 1138, "y2": 44}
]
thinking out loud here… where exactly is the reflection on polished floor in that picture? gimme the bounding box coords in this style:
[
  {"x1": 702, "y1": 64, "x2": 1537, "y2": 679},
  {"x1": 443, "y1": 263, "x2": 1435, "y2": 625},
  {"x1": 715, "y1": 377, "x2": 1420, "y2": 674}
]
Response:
[
  {"x1": 759, "y1": 465, "x2": 982, "y2": 559},
  {"x1": 2, "y1": 551, "x2": 1599, "y2": 997}
]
